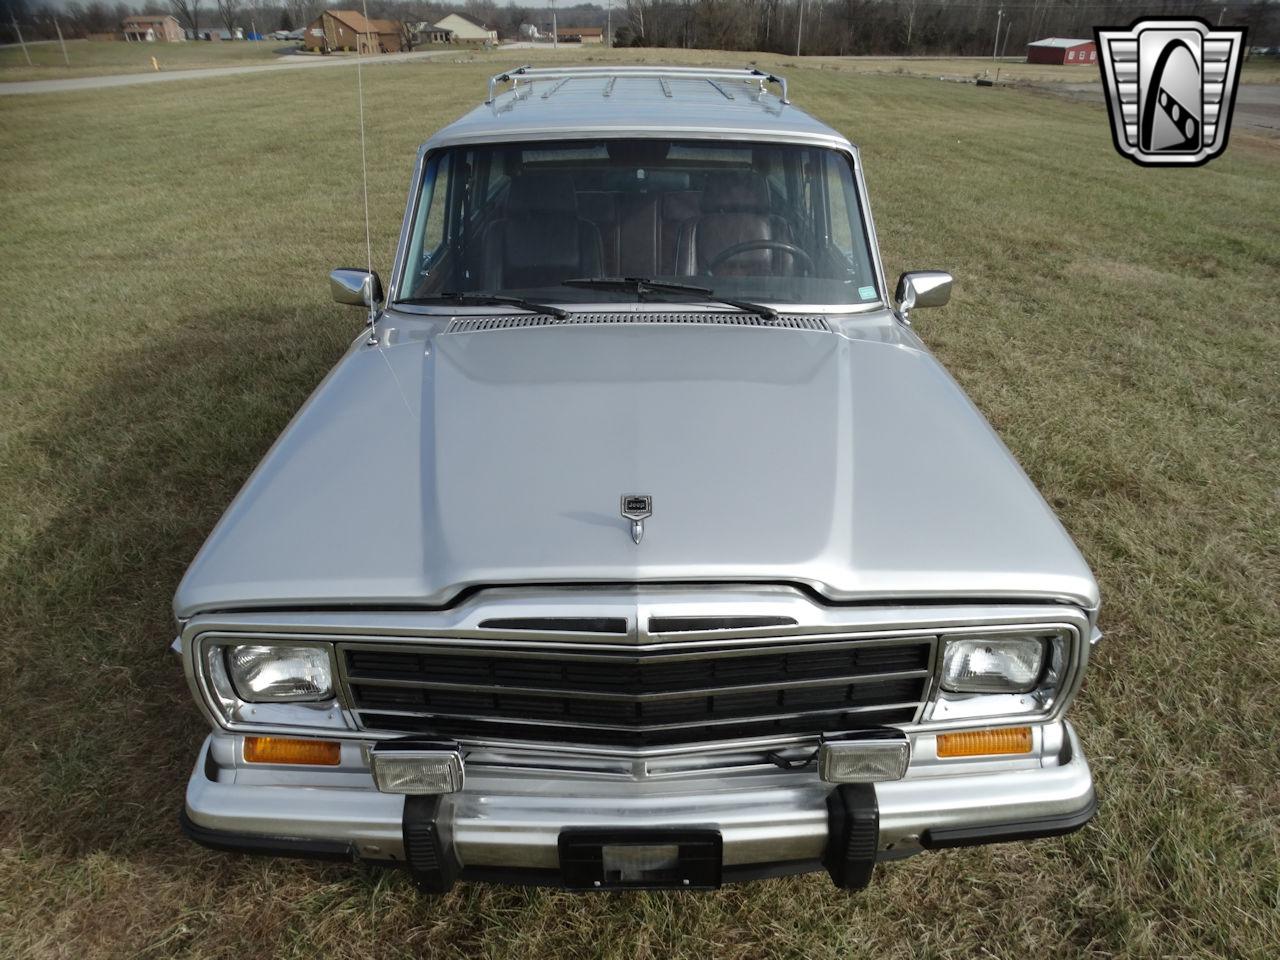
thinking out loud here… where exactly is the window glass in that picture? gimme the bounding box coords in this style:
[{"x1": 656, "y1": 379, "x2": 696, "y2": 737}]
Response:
[
  {"x1": 397, "y1": 139, "x2": 878, "y2": 307},
  {"x1": 402, "y1": 152, "x2": 451, "y2": 290},
  {"x1": 421, "y1": 155, "x2": 450, "y2": 252},
  {"x1": 826, "y1": 154, "x2": 856, "y2": 258}
]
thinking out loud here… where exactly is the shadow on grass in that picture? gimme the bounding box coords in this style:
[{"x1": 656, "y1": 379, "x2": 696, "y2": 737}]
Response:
[{"x1": 0, "y1": 301, "x2": 357, "y2": 865}]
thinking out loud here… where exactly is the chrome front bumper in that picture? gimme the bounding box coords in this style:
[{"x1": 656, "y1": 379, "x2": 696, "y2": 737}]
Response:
[{"x1": 183, "y1": 722, "x2": 1095, "y2": 888}]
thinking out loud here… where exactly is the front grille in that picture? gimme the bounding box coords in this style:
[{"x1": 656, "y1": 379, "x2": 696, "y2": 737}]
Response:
[{"x1": 340, "y1": 636, "x2": 935, "y2": 748}]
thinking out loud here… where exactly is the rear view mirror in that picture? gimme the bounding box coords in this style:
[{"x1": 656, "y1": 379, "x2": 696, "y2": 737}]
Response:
[
  {"x1": 330, "y1": 268, "x2": 383, "y2": 307},
  {"x1": 894, "y1": 271, "x2": 953, "y2": 323}
]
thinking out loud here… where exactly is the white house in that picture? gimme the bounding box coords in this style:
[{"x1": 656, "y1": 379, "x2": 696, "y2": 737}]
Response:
[{"x1": 433, "y1": 12, "x2": 497, "y2": 44}]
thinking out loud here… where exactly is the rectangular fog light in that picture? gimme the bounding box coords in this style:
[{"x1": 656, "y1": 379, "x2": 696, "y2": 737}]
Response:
[
  {"x1": 370, "y1": 749, "x2": 464, "y2": 795},
  {"x1": 818, "y1": 739, "x2": 910, "y2": 783}
]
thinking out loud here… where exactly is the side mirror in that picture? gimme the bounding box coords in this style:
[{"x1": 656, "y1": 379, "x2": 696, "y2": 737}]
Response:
[
  {"x1": 894, "y1": 271, "x2": 953, "y2": 323},
  {"x1": 330, "y1": 268, "x2": 383, "y2": 307}
]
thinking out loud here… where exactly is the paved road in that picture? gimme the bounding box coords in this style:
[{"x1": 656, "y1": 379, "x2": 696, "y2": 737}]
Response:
[
  {"x1": 1047, "y1": 81, "x2": 1280, "y2": 135},
  {"x1": 0, "y1": 48, "x2": 458, "y2": 96}
]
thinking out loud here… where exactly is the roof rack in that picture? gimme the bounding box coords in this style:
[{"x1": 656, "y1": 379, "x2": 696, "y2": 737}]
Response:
[{"x1": 484, "y1": 65, "x2": 790, "y2": 106}]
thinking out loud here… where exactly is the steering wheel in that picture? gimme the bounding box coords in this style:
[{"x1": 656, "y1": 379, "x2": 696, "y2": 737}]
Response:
[{"x1": 704, "y1": 239, "x2": 815, "y2": 277}]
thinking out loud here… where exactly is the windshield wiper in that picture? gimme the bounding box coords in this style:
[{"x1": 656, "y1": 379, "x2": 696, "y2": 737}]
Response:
[
  {"x1": 563, "y1": 277, "x2": 780, "y2": 322},
  {"x1": 395, "y1": 292, "x2": 569, "y2": 320}
]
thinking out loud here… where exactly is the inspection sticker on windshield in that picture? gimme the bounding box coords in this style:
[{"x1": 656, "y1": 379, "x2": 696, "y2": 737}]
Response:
[{"x1": 858, "y1": 285, "x2": 877, "y2": 301}]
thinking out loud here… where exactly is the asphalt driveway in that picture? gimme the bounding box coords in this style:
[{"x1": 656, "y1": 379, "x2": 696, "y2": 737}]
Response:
[{"x1": 1049, "y1": 81, "x2": 1280, "y2": 135}]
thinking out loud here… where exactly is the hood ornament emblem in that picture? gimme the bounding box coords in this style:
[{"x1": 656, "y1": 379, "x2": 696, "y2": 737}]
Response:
[{"x1": 620, "y1": 495, "x2": 652, "y2": 544}]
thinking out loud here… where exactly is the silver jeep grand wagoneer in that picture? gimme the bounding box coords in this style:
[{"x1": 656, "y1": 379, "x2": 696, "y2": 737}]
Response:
[{"x1": 176, "y1": 66, "x2": 1099, "y2": 892}]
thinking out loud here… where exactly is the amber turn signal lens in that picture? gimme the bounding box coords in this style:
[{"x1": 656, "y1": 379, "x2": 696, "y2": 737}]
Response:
[
  {"x1": 936, "y1": 726, "x2": 1032, "y2": 759},
  {"x1": 243, "y1": 736, "x2": 341, "y2": 766}
]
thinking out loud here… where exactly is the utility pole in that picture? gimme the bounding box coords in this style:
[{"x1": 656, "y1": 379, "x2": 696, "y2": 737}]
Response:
[
  {"x1": 1001, "y1": 19, "x2": 1013, "y2": 59},
  {"x1": 11, "y1": 16, "x2": 32, "y2": 66},
  {"x1": 1218, "y1": 7, "x2": 1226, "y2": 26},
  {"x1": 993, "y1": 7, "x2": 1003, "y2": 62},
  {"x1": 551, "y1": 0, "x2": 558, "y2": 49},
  {"x1": 53, "y1": 16, "x2": 69, "y2": 66},
  {"x1": 795, "y1": 0, "x2": 804, "y2": 57},
  {"x1": 606, "y1": 0, "x2": 611, "y2": 48}
]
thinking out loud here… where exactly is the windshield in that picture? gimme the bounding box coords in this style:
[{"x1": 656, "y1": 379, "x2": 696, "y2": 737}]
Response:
[{"x1": 397, "y1": 139, "x2": 880, "y2": 308}]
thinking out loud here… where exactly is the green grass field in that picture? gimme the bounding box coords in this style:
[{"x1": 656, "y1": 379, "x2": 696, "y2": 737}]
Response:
[
  {"x1": 0, "y1": 38, "x2": 296, "y2": 81},
  {"x1": 1, "y1": 48, "x2": 1277, "y2": 959}
]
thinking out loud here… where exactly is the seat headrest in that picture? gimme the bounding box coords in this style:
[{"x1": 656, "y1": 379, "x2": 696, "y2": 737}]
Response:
[
  {"x1": 703, "y1": 171, "x2": 771, "y2": 213},
  {"x1": 507, "y1": 173, "x2": 579, "y2": 216}
]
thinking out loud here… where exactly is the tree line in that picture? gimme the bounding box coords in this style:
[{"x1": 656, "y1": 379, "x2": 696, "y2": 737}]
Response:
[
  {"x1": 614, "y1": 0, "x2": 1278, "y2": 56},
  {"x1": 3, "y1": 0, "x2": 1276, "y2": 53}
]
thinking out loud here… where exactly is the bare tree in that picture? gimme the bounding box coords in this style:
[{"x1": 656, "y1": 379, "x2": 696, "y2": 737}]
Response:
[
  {"x1": 216, "y1": 0, "x2": 241, "y2": 35},
  {"x1": 168, "y1": 0, "x2": 201, "y2": 37},
  {"x1": 285, "y1": 0, "x2": 316, "y2": 33},
  {"x1": 626, "y1": 0, "x2": 647, "y2": 43}
]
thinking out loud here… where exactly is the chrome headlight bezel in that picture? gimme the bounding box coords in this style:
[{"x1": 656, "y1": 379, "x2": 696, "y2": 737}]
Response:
[
  {"x1": 196, "y1": 635, "x2": 352, "y2": 733},
  {"x1": 925, "y1": 628, "x2": 1074, "y2": 724}
]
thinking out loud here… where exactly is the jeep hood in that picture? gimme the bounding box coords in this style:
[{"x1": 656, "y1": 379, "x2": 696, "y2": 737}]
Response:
[{"x1": 174, "y1": 321, "x2": 1098, "y2": 617}]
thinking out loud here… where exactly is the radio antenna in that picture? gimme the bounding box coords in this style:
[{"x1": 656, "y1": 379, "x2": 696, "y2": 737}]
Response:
[{"x1": 356, "y1": 0, "x2": 378, "y2": 343}]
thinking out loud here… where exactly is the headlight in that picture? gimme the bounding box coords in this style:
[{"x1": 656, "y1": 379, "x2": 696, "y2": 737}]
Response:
[
  {"x1": 227, "y1": 644, "x2": 333, "y2": 702},
  {"x1": 940, "y1": 637, "x2": 1044, "y2": 694},
  {"x1": 927, "y1": 630, "x2": 1074, "y2": 723},
  {"x1": 196, "y1": 637, "x2": 350, "y2": 732}
]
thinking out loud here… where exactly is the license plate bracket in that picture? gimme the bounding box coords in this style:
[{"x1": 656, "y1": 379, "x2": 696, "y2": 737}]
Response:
[{"x1": 558, "y1": 829, "x2": 722, "y2": 890}]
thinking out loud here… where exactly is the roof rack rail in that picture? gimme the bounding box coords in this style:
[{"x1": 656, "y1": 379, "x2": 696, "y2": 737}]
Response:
[{"x1": 485, "y1": 65, "x2": 790, "y2": 105}]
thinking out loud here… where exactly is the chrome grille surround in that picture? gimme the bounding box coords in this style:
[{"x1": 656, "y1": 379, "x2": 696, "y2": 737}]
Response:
[{"x1": 182, "y1": 586, "x2": 1091, "y2": 761}]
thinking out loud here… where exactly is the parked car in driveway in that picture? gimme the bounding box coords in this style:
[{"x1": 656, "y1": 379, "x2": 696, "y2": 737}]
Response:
[{"x1": 175, "y1": 65, "x2": 1099, "y2": 893}]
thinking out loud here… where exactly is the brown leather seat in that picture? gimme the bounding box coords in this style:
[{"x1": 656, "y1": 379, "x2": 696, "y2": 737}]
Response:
[
  {"x1": 481, "y1": 174, "x2": 603, "y2": 289},
  {"x1": 674, "y1": 172, "x2": 795, "y2": 278}
]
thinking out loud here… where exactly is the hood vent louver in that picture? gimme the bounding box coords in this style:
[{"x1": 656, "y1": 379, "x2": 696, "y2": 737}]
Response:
[
  {"x1": 478, "y1": 616, "x2": 629, "y2": 634},
  {"x1": 446, "y1": 313, "x2": 830, "y2": 333},
  {"x1": 647, "y1": 615, "x2": 798, "y2": 633}
]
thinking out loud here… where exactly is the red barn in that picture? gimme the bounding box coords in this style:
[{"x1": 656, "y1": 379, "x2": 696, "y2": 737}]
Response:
[{"x1": 1026, "y1": 38, "x2": 1097, "y2": 66}]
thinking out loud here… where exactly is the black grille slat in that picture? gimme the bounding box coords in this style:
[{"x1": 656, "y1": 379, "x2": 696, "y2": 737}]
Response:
[
  {"x1": 344, "y1": 641, "x2": 931, "y2": 694},
  {"x1": 343, "y1": 636, "x2": 932, "y2": 747},
  {"x1": 346, "y1": 650, "x2": 426, "y2": 675},
  {"x1": 355, "y1": 677, "x2": 926, "y2": 726},
  {"x1": 357, "y1": 706, "x2": 920, "y2": 747},
  {"x1": 351, "y1": 685, "x2": 426, "y2": 709},
  {"x1": 854, "y1": 645, "x2": 932, "y2": 672}
]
